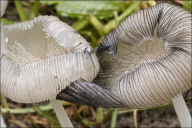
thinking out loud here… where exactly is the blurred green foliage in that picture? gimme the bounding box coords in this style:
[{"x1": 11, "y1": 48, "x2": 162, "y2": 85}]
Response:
[
  {"x1": 40, "y1": 1, "x2": 58, "y2": 5},
  {"x1": 1, "y1": 18, "x2": 16, "y2": 25},
  {"x1": 183, "y1": 0, "x2": 192, "y2": 13},
  {"x1": 56, "y1": 1, "x2": 121, "y2": 19}
]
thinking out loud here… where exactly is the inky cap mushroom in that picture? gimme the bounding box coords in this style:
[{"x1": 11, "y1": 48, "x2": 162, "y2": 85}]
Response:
[
  {"x1": 1, "y1": 15, "x2": 99, "y2": 127},
  {"x1": 57, "y1": 3, "x2": 191, "y2": 127},
  {"x1": 0, "y1": 0, "x2": 8, "y2": 17},
  {"x1": 1, "y1": 15, "x2": 99, "y2": 103}
]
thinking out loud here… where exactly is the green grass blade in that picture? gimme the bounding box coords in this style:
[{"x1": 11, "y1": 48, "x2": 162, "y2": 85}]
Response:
[
  {"x1": 33, "y1": 104, "x2": 60, "y2": 124},
  {"x1": 110, "y1": 108, "x2": 118, "y2": 128},
  {"x1": 32, "y1": 0, "x2": 40, "y2": 17},
  {"x1": 96, "y1": 108, "x2": 104, "y2": 124},
  {"x1": 72, "y1": 19, "x2": 89, "y2": 31},
  {"x1": 183, "y1": 0, "x2": 192, "y2": 13},
  {"x1": 14, "y1": 1, "x2": 28, "y2": 21},
  {"x1": 1, "y1": 101, "x2": 69, "y2": 114},
  {"x1": 1, "y1": 18, "x2": 16, "y2": 25}
]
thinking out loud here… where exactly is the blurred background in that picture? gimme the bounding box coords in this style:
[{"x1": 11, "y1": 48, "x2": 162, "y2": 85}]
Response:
[{"x1": 1, "y1": 0, "x2": 191, "y2": 127}]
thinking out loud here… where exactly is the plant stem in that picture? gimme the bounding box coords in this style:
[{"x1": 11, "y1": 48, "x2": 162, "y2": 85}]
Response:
[
  {"x1": 1, "y1": 94, "x2": 8, "y2": 108},
  {"x1": 117, "y1": 96, "x2": 191, "y2": 114},
  {"x1": 125, "y1": 1, "x2": 132, "y2": 6},
  {"x1": 118, "y1": 103, "x2": 173, "y2": 114},
  {"x1": 1, "y1": 94, "x2": 15, "y2": 120},
  {"x1": 103, "y1": 108, "x2": 114, "y2": 122},
  {"x1": 14, "y1": 1, "x2": 28, "y2": 21},
  {"x1": 32, "y1": 0, "x2": 40, "y2": 17},
  {"x1": 51, "y1": 100, "x2": 73, "y2": 128},
  {"x1": 110, "y1": 108, "x2": 118, "y2": 128},
  {"x1": 89, "y1": 15, "x2": 105, "y2": 37},
  {"x1": 72, "y1": 19, "x2": 89, "y2": 31},
  {"x1": 103, "y1": 1, "x2": 140, "y2": 34},
  {"x1": 115, "y1": 1, "x2": 127, "y2": 11},
  {"x1": 82, "y1": 118, "x2": 97, "y2": 127},
  {"x1": 172, "y1": 94, "x2": 191, "y2": 127},
  {"x1": 114, "y1": 11, "x2": 119, "y2": 27},
  {"x1": 96, "y1": 108, "x2": 104, "y2": 124},
  {"x1": 1, "y1": 101, "x2": 71, "y2": 114},
  {"x1": 27, "y1": 112, "x2": 38, "y2": 128},
  {"x1": 103, "y1": 20, "x2": 116, "y2": 34},
  {"x1": 1, "y1": 18, "x2": 16, "y2": 25},
  {"x1": 74, "y1": 105, "x2": 82, "y2": 121},
  {"x1": 33, "y1": 103, "x2": 59, "y2": 124},
  {"x1": 79, "y1": 31, "x2": 98, "y2": 49},
  {"x1": 118, "y1": 1, "x2": 140, "y2": 22}
]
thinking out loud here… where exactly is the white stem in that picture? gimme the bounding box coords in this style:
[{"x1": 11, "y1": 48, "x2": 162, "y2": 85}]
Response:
[
  {"x1": 172, "y1": 94, "x2": 191, "y2": 128},
  {"x1": 0, "y1": 113, "x2": 6, "y2": 128},
  {"x1": 51, "y1": 100, "x2": 73, "y2": 128}
]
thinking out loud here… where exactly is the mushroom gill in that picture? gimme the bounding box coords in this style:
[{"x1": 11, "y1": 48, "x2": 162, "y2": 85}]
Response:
[
  {"x1": 57, "y1": 3, "x2": 191, "y2": 127},
  {"x1": 96, "y1": 32, "x2": 168, "y2": 95},
  {"x1": 1, "y1": 15, "x2": 99, "y2": 103},
  {"x1": 97, "y1": 3, "x2": 191, "y2": 108},
  {"x1": 58, "y1": 3, "x2": 191, "y2": 108}
]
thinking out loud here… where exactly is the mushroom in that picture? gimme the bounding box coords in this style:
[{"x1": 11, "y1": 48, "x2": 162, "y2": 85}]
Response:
[
  {"x1": 1, "y1": 15, "x2": 99, "y2": 127},
  {"x1": 57, "y1": 3, "x2": 191, "y2": 127},
  {"x1": 0, "y1": 113, "x2": 6, "y2": 128},
  {"x1": 0, "y1": 0, "x2": 8, "y2": 17},
  {"x1": 1, "y1": 1, "x2": 8, "y2": 127}
]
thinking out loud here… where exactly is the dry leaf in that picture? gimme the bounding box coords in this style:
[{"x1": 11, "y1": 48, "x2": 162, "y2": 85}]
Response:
[
  {"x1": 174, "y1": 0, "x2": 184, "y2": 5},
  {"x1": 9, "y1": 119, "x2": 28, "y2": 127}
]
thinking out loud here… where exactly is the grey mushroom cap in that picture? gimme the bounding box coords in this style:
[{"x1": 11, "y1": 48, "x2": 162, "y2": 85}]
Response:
[
  {"x1": 57, "y1": 3, "x2": 191, "y2": 108},
  {"x1": 1, "y1": 15, "x2": 99, "y2": 103}
]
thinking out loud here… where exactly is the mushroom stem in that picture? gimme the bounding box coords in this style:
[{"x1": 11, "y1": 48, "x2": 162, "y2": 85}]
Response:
[
  {"x1": 0, "y1": 114, "x2": 6, "y2": 128},
  {"x1": 172, "y1": 94, "x2": 191, "y2": 127},
  {"x1": 51, "y1": 100, "x2": 73, "y2": 128}
]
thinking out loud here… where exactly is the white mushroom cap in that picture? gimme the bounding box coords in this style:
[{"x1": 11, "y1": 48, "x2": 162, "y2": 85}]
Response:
[
  {"x1": 98, "y1": 3, "x2": 191, "y2": 108},
  {"x1": 0, "y1": 0, "x2": 8, "y2": 17},
  {"x1": 1, "y1": 15, "x2": 99, "y2": 103},
  {"x1": 57, "y1": 3, "x2": 191, "y2": 109}
]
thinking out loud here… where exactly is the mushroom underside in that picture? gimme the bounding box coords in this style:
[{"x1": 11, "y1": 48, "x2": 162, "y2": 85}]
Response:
[
  {"x1": 57, "y1": 36, "x2": 191, "y2": 108},
  {"x1": 1, "y1": 16, "x2": 99, "y2": 103},
  {"x1": 57, "y1": 3, "x2": 191, "y2": 109}
]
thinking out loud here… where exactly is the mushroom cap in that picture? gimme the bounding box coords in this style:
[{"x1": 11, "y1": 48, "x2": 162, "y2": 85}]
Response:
[
  {"x1": 0, "y1": 0, "x2": 8, "y2": 17},
  {"x1": 1, "y1": 16, "x2": 99, "y2": 103},
  {"x1": 57, "y1": 3, "x2": 191, "y2": 109},
  {"x1": 97, "y1": 3, "x2": 191, "y2": 108}
]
